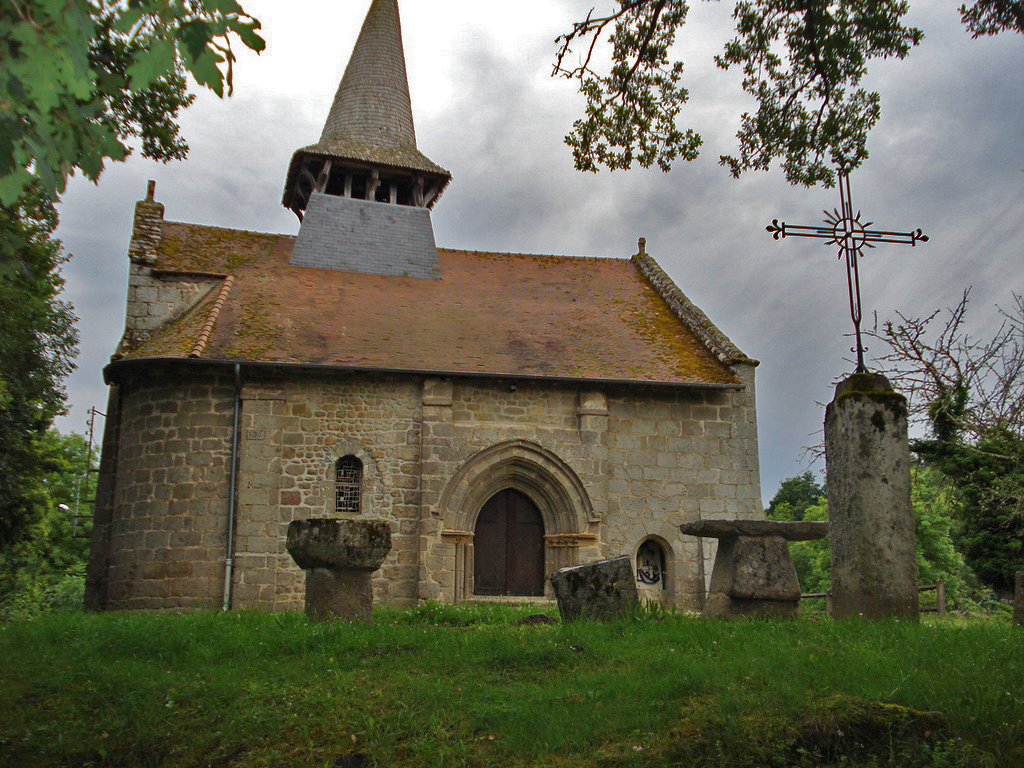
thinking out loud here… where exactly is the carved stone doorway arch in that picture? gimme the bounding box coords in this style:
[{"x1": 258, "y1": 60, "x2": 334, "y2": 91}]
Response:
[{"x1": 439, "y1": 440, "x2": 598, "y2": 601}]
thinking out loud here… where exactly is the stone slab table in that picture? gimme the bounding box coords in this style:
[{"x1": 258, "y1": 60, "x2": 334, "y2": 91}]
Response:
[
  {"x1": 286, "y1": 519, "x2": 392, "y2": 621},
  {"x1": 679, "y1": 520, "x2": 828, "y2": 618}
]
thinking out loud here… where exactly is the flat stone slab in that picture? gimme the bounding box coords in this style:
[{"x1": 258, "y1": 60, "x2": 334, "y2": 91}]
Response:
[
  {"x1": 551, "y1": 556, "x2": 639, "y2": 622},
  {"x1": 286, "y1": 519, "x2": 392, "y2": 572},
  {"x1": 680, "y1": 519, "x2": 828, "y2": 542}
]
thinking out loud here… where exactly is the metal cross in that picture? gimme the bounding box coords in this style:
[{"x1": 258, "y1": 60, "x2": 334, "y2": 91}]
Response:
[{"x1": 766, "y1": 172, "x2": 928, "y2": 373}]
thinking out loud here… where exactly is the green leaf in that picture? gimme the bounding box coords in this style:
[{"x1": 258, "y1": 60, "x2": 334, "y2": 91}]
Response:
[
  {"x1": 187, "y1": 48, "x2": 226, "y2": 97},
  {"x1": 204, "y1": 0, "x2": 245, "y2": 15},
  {"x1": 0, "y1": 168, "x2": 34, "y2": 208},
  {"x1": 230, "y1": 19, "x2": 265, "y2": 53},
  {"x1": 126, "y1": 38, "x2": 178, "y2": 91}
]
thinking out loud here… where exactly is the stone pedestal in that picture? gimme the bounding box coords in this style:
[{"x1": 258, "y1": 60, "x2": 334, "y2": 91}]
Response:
[
  {"x1": 680, "y1": 519, "x2": 828, "y2": 618},
  {"x1": 286, "y1": 519, "x2": 391, "y2": 621},
  {"x1": 825, "y1": 374, "x2": 918, "y2": 619},
  {"x1": 551, "y1": 556, "x2": 639, "y2": 621}
]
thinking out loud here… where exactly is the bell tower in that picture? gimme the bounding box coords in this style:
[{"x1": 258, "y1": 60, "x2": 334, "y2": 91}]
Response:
[{"x1": 283, "y1": 0, "x2": 451, "y2": 278}]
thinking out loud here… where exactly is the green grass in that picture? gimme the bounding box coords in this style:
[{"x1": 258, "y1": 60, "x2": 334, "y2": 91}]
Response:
[{"x1": 0, "y1": 606, "x2": 1020, "y2": 767}]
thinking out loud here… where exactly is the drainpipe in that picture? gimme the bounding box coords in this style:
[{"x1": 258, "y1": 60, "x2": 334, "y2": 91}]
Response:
[{"x1": 222, "y1": 363, "x2": 242, "y2": 611}]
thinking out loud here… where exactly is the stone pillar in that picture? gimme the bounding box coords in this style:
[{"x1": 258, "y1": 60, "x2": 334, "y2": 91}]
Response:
[
  {"x1": 1014, "y1": 572, "x2": 1024, "y2": 629},
  {"x1": 418, "y1": 377, "x2": 455, "y2": 602},
  {"x1": 825, "y1": 373, "x2": 918, "y2": 619},
  {"x1": 286, "y1": 519, "x2": 391, "y2": 621}
]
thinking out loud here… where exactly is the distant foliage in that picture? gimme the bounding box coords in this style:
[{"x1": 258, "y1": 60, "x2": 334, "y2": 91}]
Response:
[
  {"x1": 766, "y1": 470, "x2": 825, "y2": 521},
  {"x1": 0, "y1": 430, "x2": 96, "y2": 620},
  {"x1": 872, "y1": 291, "x2": 1024, "y2": 595},
  {"x1": 0, "y1": 189, "x2": 78, "y2": 553}
]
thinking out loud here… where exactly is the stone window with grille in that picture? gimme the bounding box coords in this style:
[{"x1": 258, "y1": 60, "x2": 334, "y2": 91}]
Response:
[{"x1": 334, "y1": 456, "x2": 362, "y2": 514}]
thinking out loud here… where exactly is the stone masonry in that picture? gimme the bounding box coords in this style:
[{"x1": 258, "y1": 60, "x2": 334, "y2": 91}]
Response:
[{"x1": 88, "y1": 361, "x2": 762, "y2": 611}]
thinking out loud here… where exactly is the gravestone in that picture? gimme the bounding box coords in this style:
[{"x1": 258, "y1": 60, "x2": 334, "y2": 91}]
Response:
[
  {"x1": 825, "y1": 373, "x2": 918, "y2": 619},
  {"x1": 551, "y1": 556, "x2": 639, "y2": 621},
  {"x1": 286, "y1": 519, "x2": 391, "y2": 621},
  {"x1": 680, "y1": 519, "x2": 828, "y2": 618}
]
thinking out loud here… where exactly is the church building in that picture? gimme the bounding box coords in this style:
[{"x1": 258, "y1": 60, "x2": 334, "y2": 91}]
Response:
[{"x1": 86, "y1": 0, "x2": 764, "y2": 612}]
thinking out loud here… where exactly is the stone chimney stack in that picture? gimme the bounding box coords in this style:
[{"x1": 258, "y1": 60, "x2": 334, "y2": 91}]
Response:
[{"x1": 127, "y1": 179, "x2": 164, "y2": 266}]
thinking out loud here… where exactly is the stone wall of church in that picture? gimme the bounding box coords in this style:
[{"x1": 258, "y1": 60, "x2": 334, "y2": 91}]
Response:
[
  {"x1": 90, "y1": 363, "x2": 762, "y2": 612},
  {"x1": 230, "y1": 371, "x2": 423, "y2": 610},
  {"x1": 603, "y1": 361, "x2": 762, "y2": 604},
  {"x1": 89, "y1": 367, "x2": 235, "y2": 610},
  {"x1": 416, "y1": 366, "x2": 762, "y2": 609},
  {"x1": 416, "y1": 377, "x2": 607, "y2": 603}
]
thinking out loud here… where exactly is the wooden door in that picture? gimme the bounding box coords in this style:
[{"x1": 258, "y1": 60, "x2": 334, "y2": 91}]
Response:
[{"x1": 473, "y1": 489, "x2": 546, "y2": 596}]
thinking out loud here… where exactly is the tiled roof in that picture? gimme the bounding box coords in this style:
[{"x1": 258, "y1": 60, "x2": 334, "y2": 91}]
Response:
[{"x1": 116, "y1": 221, "x2": 746, "y2": 388}]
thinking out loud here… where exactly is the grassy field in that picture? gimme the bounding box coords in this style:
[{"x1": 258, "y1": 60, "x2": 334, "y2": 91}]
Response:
[{"x1": 0, "y1": 604, "x2": 1020, "y2": 768}]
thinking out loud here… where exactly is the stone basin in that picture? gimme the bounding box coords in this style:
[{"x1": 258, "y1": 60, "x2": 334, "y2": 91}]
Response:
[{"x1": 286, "y1": 518, "x2": 392, "y2": 571}]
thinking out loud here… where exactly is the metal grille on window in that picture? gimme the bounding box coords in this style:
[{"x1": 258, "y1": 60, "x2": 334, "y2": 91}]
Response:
[{"x1": 335, "y1": 456, "x2": 362, "y2": 514}]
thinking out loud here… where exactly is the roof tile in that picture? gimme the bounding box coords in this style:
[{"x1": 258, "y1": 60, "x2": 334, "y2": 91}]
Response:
[{"x1": 122, "y1": 222, "x2": 741, "y2": 387}]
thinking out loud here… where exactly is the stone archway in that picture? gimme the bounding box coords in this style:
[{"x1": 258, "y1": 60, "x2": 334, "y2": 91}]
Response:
[{"x1": 439, "y1": 440, "x2": 597, "y2": 600}]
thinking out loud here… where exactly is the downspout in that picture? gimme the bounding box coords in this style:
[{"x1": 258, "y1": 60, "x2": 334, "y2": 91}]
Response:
[{"x1": 222, "y1": 363, "x2": 242, "y2": 611}]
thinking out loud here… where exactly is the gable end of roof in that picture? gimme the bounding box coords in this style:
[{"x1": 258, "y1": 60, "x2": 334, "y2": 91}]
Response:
[{"x1": 631, "y1": 252, "x2": 756, "y2": 367}]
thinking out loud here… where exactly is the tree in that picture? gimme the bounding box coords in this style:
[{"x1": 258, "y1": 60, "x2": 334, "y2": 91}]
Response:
[
  {"x1": 0, "y1": 429, "x2": 98, "y2": 619},
  {"x1": 1, "y1": 2, "x2": 263, "y2": 564},
  {"x1": 871, "y1": 291, "x2": 1024, "y2": 594},
  {"x1": 765, "y1": 469, "x2": 824, "y2": 521},
  {"x1": 0, "y1": 187, "x2": 79, "y2": 553},
  {"x1": 0, "y1": 0, "x2": 265, "y2": 215},
  {"x1": 553, "y1": 1, "x2": 1022, "y2": 186}
]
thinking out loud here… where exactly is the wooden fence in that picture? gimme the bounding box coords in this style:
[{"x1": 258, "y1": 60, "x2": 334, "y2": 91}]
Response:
[{"x1": 800, "y1": 580, "x2": 947, "y2": 615}]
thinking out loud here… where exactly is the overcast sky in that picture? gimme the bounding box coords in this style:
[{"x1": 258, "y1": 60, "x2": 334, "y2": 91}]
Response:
[{"x1": 53, "y1": 0, "x2": 1022, "y2": 504}]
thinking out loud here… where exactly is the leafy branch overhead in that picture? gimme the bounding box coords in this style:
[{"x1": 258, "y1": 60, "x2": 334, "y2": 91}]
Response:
[
  {"x1": 554, "y1": 1, "x2": 1020, "y2": 186},
  {"x1": 0, "y1": 0, "x2": 265, "y2": 206},
  {"x1": 553, "y1": 1, "x2": 699, "y2": 172}
]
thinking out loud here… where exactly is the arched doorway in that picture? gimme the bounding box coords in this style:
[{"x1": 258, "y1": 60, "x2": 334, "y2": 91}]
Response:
[{"x1": 473, "y1": 489, "x2": 546, "y2": 596}]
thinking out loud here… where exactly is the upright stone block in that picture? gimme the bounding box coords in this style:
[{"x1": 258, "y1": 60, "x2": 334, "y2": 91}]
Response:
[
  {"x1": 825, "y1": 374, "x2": 918, "y2": 619},
  {"x1": 551, "y1": 556, "x2": 639, "y2": 621},
  {"x1": 286, "y1": 519, "x2": 392, "y2": 621}
]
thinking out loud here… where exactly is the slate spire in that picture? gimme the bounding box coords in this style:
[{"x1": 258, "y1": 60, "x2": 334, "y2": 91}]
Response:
[
  {"x1": 282, "y1": 0, "x2": 450, "y2": 219},
  {"x1": 322, "y1": 0, "x2": 416, "y2": 151}
]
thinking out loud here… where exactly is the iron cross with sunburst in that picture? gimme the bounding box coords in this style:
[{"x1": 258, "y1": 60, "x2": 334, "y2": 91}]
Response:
[{"x1": 766, "y1": 172, "x2": 929, "y2": 373}]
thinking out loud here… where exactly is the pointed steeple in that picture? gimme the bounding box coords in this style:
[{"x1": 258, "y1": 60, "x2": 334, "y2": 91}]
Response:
[
  {"x1": 322, "y1": 0, "x2": 417, "y2": 151},
  {"x1": 282, "y1": 0, "x2": 450, "y2": 218}
]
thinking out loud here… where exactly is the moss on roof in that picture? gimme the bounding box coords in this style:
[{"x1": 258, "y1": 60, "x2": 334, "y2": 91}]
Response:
[
  {"x1": 124, "y1": 222, "x2": 743, "y2": 387},
  {"x1": 155, "y1": 223, "x2": 285, "y2": 274},
  {"x1": 121, "y1": 286, "x2": 221, "y2": 359}
]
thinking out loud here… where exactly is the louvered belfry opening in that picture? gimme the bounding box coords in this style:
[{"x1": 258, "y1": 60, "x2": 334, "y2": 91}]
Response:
[{"x1": 281, "y1": 0, "x2": 450, "y2": 221}]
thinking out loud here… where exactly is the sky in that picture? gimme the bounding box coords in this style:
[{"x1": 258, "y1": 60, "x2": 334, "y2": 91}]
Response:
[{"x1": 53, "y1": 0, "x2": 1023, "y2": 504}]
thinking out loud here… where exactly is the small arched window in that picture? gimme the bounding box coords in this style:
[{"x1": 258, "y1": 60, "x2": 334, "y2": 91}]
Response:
[{"x1": 335, "y1": 456, "x2": 362, "y2": 515}]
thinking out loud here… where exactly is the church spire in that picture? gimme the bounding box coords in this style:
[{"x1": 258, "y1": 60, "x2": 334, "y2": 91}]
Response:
[
  {"x1": 322, "y1": 0, "x2": 416, "y2": 150},
  {"x1": 282, "y1": 0, "x2": 450, "y2": 219}
]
